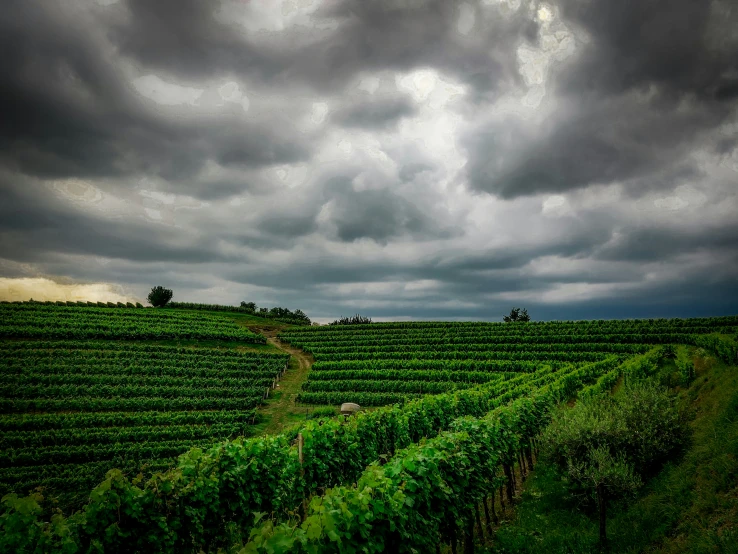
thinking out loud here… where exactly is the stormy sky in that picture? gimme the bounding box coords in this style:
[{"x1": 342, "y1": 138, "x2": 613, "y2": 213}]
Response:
[{"x1": 1, "y1": 0, "x2": 737, "y2": 322}]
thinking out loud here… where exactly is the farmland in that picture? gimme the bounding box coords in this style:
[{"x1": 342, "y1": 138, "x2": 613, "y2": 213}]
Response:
[
  {"x1": 0, "y1": 303, "x2": 288, "y2": 507},
  {"x1": 1, "y1": 307, "x2": 737, "y2": 552},
  {"x1": 282, "y1": 316, "x2": 738, "y2": 405}
]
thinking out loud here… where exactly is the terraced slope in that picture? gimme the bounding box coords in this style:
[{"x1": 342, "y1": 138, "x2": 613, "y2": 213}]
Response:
[
  {"x1": 0, "y1": 305, "x2": 286, "y2": 508},
  {"x1": 280, "y1": 317, "x2": 738, "y2": 405},
  {"x1": 0, "y1": 302, "x2": 265, "y2": 342}
]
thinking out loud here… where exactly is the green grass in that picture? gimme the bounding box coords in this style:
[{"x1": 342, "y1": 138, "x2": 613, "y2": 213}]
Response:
[{"x1": 490, "y1": 347, "x2": 738, "y2": 553}]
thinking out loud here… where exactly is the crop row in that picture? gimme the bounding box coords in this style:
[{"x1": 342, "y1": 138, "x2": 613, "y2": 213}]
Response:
[
  {"x1": 311, "y1": 350, "x2": 612, "y2": 362},
  {"x1": 298, "y1": 342, "x2": 651, "y2": 354},
  {"x1": 0, "y1": 383, "x2": 267, "y2": 400},
  {"x1": 280, "y1": 326, "x2": 738, "y2": 343},
  {"x1": 311, "y1": 358, "x2": 566, "y2": 372},
  {"x1": 0, "y1": 304, "x2": 229, "y2": 321},
  {"x1": 1, "y1": 340, "x2": 284, "y2": 360},
  {"x1": 0, "y1": 324, "x2": 263, "y2": 342},
  {"x1": 3, "y1": 374, "x2": 277, "y2": 390},
  {"x1": 1, "y1": 422, "x2": 253, "y2": 449},
  {"x1": 0, "y1": 354, "x2": 644, "y2": 552},
  {"x1": 280, "y1": 315, "x2": 738, "y2": 333},
  {"x1": 0, "y1": 305, "x2": 265, "y2": 343},
  {"x1": 0, "y1": 396, "x2": 265, "y2": 413},
  {"x1": 0, "y1": 459, "x2": 174, "y2": 504},
  {"x1": 301, "y1": 378, "x2": 464, "y2": 394},
  {"x1": 306, "y1": 369, "x2": 510, "y2": 384},
  {"x1": 0, "y1": 409, "x2": 256, "y2": 432},
  {"x1": 0, "y1": 438, "x2": 219, "y2": 468},
  {"x1": 2, "y1": 363, "x2": 283, "y2": 380}
]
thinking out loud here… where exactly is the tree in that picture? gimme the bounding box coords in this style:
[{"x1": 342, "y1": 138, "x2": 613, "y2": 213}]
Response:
[
  {"x1": 569, "y1": 447, "x2": 641, "y2": 548},
  {"x1": 147, "y1": 286, "x2": 173, "y2": 307},
  {"x1": 541, "y1": 380, "x2": 688, "y2": 549},
  {"x1": 329, "y1": 314, "x2": 372, "y2": 326},
  {"x1": 503, "y1": 307, "x2": 530, "y2": 323},
  {"x1": 240, "y1": 301, "x2": 257, "y2": 313}
]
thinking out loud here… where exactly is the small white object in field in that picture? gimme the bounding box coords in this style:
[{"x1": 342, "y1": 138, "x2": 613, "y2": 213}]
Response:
[{"x1": 340, "y1": 402, "x2": 361, "y2": 415}]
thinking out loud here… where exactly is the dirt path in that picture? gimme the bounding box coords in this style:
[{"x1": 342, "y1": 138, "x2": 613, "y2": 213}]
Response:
[{"x1": 250, "y1": 327, "x2": 316, "y2": 436}]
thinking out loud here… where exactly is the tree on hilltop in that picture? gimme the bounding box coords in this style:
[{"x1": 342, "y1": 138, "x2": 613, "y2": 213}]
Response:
[
  {"x1": 240, "y1": 301, "x2": 257, "y2": 313},
  {"x1": 330, "y1": 314, "x2": 372, "y2": 326},
  {"x1": 147, "y1": 286, "x2": 173, "y2": 307},
  {"x1": 503, "y1": 307, "x2": 530, "y2": 323}
]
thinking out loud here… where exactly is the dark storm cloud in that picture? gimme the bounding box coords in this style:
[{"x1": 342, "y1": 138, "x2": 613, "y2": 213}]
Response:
[
  {"x1": 0, "y1": 1, "x2": 313, "y2": 199},
  {"x1": 0, "y1": 175, "x2": 225, "y2": 264},
  {"x1": 464, "y1": 95, "x2": 724, "y2": 198},
  {"x1": 555, "y1": 0, "x2": 738, "y2": 103},
  {"x1": 331, "y1": 97, "x2": 417, "y2": 129},
  {"x1": 0, "y1": 0, "x2": 736, "y2": 321},
  {"x1": 464, "y1": 0, "x2": 738, "y2": 199},
  {"x1": 108, "y1": 0, "x2": 277, "y2": 81},
  {"x1": 109, "y1": 0, "x2": 538, "y2": 95},
  {"x1": 594, "y1": 223, "x2": 738, "y2": 263}
]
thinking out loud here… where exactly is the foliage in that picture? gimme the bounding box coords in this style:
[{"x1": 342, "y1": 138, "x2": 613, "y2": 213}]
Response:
[
  {"x1": 660, "y1": 343, "x2": 677, "y2": 360},
  {"x1": 329, "y1": 314, "x2": 373, "y2": 325},
  {"x1": 541, "y1": 378, "x2": 690, "y2": 545},
  {"x1": 305, "y1": 407, "x2": 338, "y2": 420},
  {"x1": 0, "y1": 303, "x2": 265, "y2": 343},
  {"x1": 492, "y1": 344, "x2": 738, "y2": 554},
  {"x1": 0, "y1": 339, "x2": 287, "y2": 507},
  {"x1": 281, "y1": 319, "x2": 735, "y2": 406},
  {"x1": 166, "y1": 301, "x2": 312, "y2": 325},
  {"x1": 0, "y1": 315, "x2": 736, "y2": 552},
  {"x1": 503, "y1": 307, "x2": 531, "y2": 323},
  {"x1": 147, "y1": 286, "x2": 173, "y2": 307}
]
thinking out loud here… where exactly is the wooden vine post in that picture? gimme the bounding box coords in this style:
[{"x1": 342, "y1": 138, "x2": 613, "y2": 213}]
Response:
[{"x1": 298, "y1": 432, "x2": 308, "y2": 520}]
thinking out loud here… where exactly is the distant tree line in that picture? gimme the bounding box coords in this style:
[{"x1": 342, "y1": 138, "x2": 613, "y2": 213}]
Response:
[
  {"x1": 164, "y1": 301, "x2": 311, "y2": 325},
  {"x1": 329, "y1": 314, "x2": 373, "y2": 326}
]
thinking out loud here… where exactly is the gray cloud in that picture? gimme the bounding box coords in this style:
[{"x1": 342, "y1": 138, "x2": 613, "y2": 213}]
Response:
[
  {"x1": 0, "y1": 0, "x2": 736, "y2": 321},
  {"x1": 332, "y1": 97, "x2": 417, "y2": 129}
]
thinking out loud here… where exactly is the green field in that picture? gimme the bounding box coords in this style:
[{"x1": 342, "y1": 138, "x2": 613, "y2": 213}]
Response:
[
  {"x1": 1, "y1": 307, "x2": 737, "y2": 553},
  {"x1": 281, "y1": 317, "x2": 737, "y2": 405},
  {"x1": 0, "y1": 304, "x2": 288, "y2": 508}
]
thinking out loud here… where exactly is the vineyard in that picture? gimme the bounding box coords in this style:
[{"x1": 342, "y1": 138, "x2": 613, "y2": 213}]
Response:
[
  {"x1": 1, "y1": 312, "x2": 737, "y2": 552},
  {"x1": 280, "y1": 316, "x2": 738, "y2": 406},
  {"x1": 0, "y1": 303, "x2": 265, "y2": 342},
  {"x1": 0, "y1": 305, "x2": 288, "y2": 508}
]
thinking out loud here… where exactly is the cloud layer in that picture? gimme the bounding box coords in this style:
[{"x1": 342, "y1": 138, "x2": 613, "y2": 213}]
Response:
[{"x1": 0, "y1": 0, "x2": 737, "y2": 321}]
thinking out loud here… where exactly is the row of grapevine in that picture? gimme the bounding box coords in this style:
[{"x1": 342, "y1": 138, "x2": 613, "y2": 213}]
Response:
[
  {"x1": 0, "y1": 354, "x2": 630, "y2": 552},
  {"x1": 244, "y1": 352, "x2": 667, "y2": 553},
  {"x1": 0, "y1": 339, "x2": 288, "y2": 506},
  {"x1": 0, "y1": 304, "x2": 265, "y2": 343},
  {"x1": 283, "y1": 315, "x2": 738, "y2": 333},
  {"x1": 284, "y1": 318, "x2": 733, "y2": 405}
]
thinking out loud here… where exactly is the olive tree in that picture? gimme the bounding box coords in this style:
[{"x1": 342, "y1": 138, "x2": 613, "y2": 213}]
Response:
[{"x1": 541, "y1": 380, "x2": 689, "y2": 548}]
